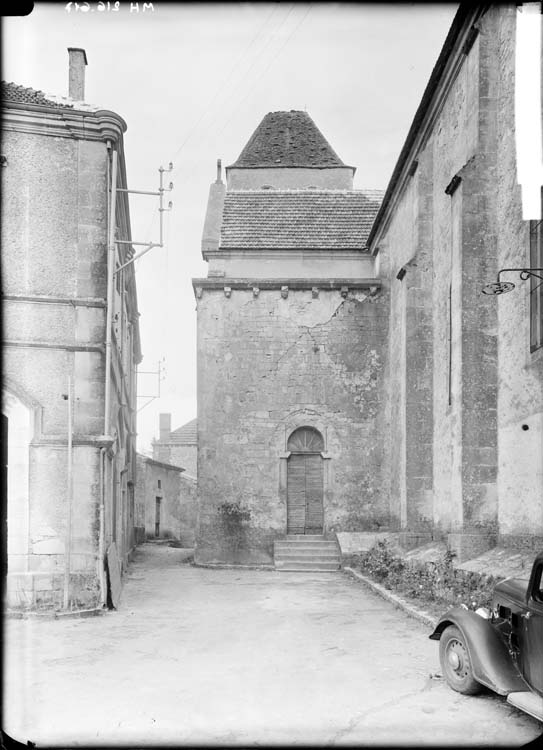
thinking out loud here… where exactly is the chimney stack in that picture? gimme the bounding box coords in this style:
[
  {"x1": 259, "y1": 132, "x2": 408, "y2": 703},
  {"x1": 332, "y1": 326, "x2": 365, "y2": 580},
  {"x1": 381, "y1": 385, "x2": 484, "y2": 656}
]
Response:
[
  {"x1": 159, "y1": 413, "x2": 171, "y2": 442},
  {"x1": 68, "y1": 47, "x2": 88, "y2": 101},
  {"x1": 216, "y1": 159, "x2": 222, "y2": 183}
]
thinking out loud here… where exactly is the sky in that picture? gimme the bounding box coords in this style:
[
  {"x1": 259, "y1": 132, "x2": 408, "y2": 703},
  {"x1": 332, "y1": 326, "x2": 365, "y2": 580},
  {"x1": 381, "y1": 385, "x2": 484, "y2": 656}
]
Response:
[{"x1": 3, "y1": 1, "x2": 458, "y2": 453}]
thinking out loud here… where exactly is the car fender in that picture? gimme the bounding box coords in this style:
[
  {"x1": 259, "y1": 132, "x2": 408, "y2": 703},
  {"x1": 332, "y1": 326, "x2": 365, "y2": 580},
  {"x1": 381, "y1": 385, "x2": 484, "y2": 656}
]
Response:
[{"x1": 429, "y1": 607, "x2": 528, "y2": 696}]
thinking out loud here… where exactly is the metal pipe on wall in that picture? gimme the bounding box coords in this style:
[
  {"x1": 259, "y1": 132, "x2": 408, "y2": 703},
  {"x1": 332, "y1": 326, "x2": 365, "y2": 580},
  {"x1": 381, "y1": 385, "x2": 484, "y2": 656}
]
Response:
[
  {"x1": 104, "y1": 148, "x2": 118, "y2": 437},
  {"x1": 63, "y1": 372, "x2": 74, "y2": 610},
  {"x1": 101, "y1": 144, "x2": 118, "y2": 608},
  {"x1": 98, "y1": 446, "x2": 106, "y2": 607}
]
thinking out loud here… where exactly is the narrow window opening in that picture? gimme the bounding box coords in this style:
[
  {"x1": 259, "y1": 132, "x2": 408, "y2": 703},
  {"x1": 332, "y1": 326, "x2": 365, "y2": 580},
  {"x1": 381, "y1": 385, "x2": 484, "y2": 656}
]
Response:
[{"x1": 155, "y1": 497, "x2": 161, "y2": 537}]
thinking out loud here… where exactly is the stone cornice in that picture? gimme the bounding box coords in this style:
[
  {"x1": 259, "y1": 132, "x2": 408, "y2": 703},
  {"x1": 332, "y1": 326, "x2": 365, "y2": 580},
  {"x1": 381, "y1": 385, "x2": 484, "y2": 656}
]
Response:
[
  {"x1": 2, "y1": 102, "x2": 127, "y2": 144},
  {"x1": 192, "y1": 277, "x2": 381, "y2": 297}
]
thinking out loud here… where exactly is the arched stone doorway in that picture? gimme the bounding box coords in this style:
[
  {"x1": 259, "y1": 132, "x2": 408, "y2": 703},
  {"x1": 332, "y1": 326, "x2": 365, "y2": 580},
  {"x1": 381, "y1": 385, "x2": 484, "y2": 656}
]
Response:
[{"x1": 287, "y1": 426, "x2": 324, "y2": 534}]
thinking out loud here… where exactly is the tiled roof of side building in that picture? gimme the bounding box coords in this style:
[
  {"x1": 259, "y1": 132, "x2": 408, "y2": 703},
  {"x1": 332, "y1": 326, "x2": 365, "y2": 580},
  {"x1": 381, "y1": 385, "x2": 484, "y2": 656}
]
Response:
[
  {"x1": 230, "y1": 111, "x2": 347, "y2": 168},
  {"x1": 2, "y1": 81, "x2": 74, "y2": 109},
  {"x1": 219, "y1": 189, "x2": 385, "y2": 250},
  {"x1": 168, "y1": 418, "x2": 197, "y2": 445}
]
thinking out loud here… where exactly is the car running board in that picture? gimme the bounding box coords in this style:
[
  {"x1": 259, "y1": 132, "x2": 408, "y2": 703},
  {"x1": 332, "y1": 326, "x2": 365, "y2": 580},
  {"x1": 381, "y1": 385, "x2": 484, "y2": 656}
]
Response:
[{"x1": 507, "y1": 691, "x2": 543, "y2": 721}]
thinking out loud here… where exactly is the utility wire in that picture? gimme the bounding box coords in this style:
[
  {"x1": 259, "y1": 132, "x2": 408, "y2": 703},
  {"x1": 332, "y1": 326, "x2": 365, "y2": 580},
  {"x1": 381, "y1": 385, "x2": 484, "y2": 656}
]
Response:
[
  {"x1": 168, "y1": 4, "x2": 280, "y2": 165},
  {"x1": 203, "y1": 4, "x2": 297, "y2": 139},
  {"x1": 216, "y1": 3, "x2": 314, "y2": 140}
]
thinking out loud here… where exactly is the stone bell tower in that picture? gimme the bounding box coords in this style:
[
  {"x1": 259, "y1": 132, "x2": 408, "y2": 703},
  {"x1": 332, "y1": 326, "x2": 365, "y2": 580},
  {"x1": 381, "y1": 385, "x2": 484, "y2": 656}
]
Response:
[{"x1": 193, "y1": 110, "x2": 388, "y2": 565}]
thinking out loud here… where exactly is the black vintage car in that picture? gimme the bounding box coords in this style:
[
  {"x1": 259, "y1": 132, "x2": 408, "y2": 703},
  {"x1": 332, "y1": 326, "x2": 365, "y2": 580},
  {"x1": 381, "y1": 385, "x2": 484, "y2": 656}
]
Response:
[{"x1": 429, "y1": 552, "x2": 543, "y2": 722}]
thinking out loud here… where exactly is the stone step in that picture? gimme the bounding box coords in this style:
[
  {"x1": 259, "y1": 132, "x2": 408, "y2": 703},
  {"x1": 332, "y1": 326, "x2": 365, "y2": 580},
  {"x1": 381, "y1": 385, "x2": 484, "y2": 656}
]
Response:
[
  {"x1": 275, "y1": 559, "x2": 341, "y2": 568},
  {"x1": 275, "y1": 550, "x2": 339, "y2": 559},
  {"x1": 275, "y1": 559, "x2": 341, "y2": 567},
  {"x1": 275, "y1": 560, "x2": 341, "y2": 572},
  {"x1": 274, "y1": 550, "x2": 340, "y2": 559},
  {"x1": 273, "y1": 536, "x2": 341, "y2": 572},
  {"x1": 275, "y1": 543, "x2": 337, "y2": 549},
  {"x1": 276, "y1": 536, "x2": 335, "y2": 542}
]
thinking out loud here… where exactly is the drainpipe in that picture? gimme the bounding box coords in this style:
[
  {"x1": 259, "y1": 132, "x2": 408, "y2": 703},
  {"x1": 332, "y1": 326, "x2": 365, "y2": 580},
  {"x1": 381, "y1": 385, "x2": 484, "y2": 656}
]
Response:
[
  {"x1": 104, "y1": 146, "x2": 118, "y2": 438},
  {"x1": 63, "y1": 372, "x2": 74, "y2": 610},
  {"x1": 100, "y1": 143, "x2": 118, "y2": 607},
  {"x1": 98, "y1": 447, "x2": 106, "y2": 607}
]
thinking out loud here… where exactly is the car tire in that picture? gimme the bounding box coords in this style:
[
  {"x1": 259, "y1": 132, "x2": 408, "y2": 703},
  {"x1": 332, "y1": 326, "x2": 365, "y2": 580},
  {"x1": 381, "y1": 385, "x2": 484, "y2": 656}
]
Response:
[{"x1": 439, "y1": 624, "x2": 482, "y2": 696}]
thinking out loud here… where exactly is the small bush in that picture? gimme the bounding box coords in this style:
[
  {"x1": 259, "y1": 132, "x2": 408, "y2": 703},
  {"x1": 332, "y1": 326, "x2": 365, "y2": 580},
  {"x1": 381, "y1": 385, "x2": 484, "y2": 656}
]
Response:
[
  {"x1": 217, "y1": 502, "x2": 251, "y2": 524},
  {"x1": 217, "y1": 502, "x2": 251, "y2": 560},
  {"x1": 348, "y1": 540, "x2": 499, "y2": 611}
]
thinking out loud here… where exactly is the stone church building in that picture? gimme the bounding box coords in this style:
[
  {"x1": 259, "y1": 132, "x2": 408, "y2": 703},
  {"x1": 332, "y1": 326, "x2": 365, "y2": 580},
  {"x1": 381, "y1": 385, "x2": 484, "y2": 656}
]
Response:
[
  {"x1": 193, "y1": 2, "x2": 543, "y2": 567},
  {"x1": 193, "y1": 110, "x2": 387, "y2": 565}
]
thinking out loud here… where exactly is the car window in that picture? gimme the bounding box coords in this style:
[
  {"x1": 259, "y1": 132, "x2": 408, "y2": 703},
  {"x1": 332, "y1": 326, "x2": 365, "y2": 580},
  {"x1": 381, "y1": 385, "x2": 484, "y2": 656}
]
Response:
[{"x1": 533, "y1": 564, "x2": 543, "y2": 602}]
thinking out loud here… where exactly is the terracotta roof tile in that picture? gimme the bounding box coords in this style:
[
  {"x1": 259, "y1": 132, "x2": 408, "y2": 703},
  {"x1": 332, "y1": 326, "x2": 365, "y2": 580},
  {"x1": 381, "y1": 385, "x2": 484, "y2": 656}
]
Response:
[
  {"x1": 2, "y1": 81, "x2": 74, "y2": 109},
  {"x1": 230, "y1": 111, "x2": 346, "y2": 168},
  {"x1": 168, "y1": 418, "x2": 197, "y2": 445},
  {"x1": 219, "y1": 189, "x2": 384, "y2": 250}
]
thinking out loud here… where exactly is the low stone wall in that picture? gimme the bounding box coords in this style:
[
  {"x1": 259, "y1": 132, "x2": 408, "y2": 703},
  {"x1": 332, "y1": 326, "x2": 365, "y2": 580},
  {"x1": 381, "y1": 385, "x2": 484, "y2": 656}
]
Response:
[{"x1": 342, "y1": 538, "x2": 537, "y2": 613}]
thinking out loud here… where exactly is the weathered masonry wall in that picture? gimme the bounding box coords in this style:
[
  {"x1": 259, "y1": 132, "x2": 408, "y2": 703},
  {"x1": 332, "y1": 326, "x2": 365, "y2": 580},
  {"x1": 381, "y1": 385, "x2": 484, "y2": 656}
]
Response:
[
  {"x1": 494, "y1": 6, "x2": 543, "y2": 547},
  {"x1": 2, "y1": 129, "x2": 109, "y2": 609},
  {"x1": 378, "y1": 160, "x2": 436, "y2": 550},
  {"x1": 179, "y1": 474, "x2": 198, "y2": 547},
  {"x1": 225, "y1": 166, "x2": 354, "y2": 190},
  {"x1": 377, "y1": 11, "x2": 501, "y2": 559},
  {"x1": 154, "y1": 443, "x2": 197, "y2": 478},
  {"x1": 135, "y1": 456, "x2": 198, "y2": 546},
  {"x1": 3, "y1": 99, "x2": 140, "y2": 610},
  {"x1": 372, "y1": 5, "x2": 542, "y2": 560},
  {"x1": 196, "y1": 287, "x2": 389, "y2": 564}
]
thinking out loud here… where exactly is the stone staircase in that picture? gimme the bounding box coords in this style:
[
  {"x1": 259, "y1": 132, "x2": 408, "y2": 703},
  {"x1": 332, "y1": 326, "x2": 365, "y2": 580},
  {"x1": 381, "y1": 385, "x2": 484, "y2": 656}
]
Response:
[{"x1": 273, "y1": 535, "x2": 341, "y2": 572}]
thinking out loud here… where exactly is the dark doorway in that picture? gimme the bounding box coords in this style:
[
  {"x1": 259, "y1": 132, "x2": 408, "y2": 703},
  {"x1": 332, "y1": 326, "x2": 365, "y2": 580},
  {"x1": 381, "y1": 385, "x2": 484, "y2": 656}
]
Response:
[
  {"x1": 286, "y1": 427, "x2": 324, "y2": 534},
  {"x1": 155, "y1": 497, "x2": 161, "y2": 537}
]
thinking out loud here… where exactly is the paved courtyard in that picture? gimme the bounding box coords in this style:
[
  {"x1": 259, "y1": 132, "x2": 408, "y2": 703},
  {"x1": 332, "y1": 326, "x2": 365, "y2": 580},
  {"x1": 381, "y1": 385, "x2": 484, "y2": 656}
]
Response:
[{"x1": 4, "y1": 544, "x2": 542, "y2": 746}]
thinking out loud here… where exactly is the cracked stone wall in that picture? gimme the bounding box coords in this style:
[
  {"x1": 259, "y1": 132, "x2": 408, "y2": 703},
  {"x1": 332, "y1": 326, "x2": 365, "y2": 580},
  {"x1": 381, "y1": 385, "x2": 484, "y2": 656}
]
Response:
[{"x1": 195, "y1": 287, "x2": 389, "y2": 564}]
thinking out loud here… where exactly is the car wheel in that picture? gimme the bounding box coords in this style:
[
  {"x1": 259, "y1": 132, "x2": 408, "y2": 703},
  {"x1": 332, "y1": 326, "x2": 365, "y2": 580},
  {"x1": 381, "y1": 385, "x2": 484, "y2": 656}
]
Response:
[{"x1": 439, "y1": 625, "x2": 482, "y2": 695}]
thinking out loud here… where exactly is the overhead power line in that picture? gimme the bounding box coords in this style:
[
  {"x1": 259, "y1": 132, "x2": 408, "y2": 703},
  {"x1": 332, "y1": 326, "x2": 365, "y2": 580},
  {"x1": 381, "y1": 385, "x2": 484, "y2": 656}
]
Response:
[
  {"x1": 203, "y1": 4, "x2": 298, "y2": 140},
  {"x1": 168, "y1": 4, "x2": 280, "y2": 165},
  {"x1": 215, "y1": 4, "x2": 314, "y2": 139}
]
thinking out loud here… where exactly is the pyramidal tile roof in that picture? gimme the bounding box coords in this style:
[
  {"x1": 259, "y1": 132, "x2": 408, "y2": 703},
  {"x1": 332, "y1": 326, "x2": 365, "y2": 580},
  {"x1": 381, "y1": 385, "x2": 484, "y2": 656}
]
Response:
[
  {"x1": 219, "y1": 189, "x2": 384, "y2": 250},
  {"x1": 230, "y1": 110, "x2": 347, "y2": 168}
]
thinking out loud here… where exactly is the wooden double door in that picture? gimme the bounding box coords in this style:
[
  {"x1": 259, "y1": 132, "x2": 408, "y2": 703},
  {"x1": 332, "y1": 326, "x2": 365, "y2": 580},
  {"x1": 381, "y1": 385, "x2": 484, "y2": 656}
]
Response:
[{"x1": 286, "y1": 427, "x2": 324, "y2": 535}]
